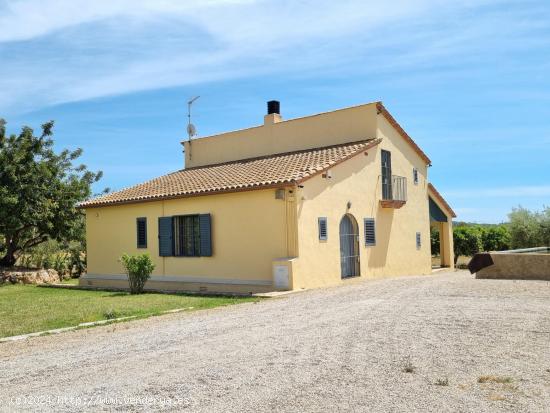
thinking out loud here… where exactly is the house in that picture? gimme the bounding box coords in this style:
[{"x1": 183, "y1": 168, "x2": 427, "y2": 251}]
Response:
[{"x1": 79, "y1": 100, "x2": 456, "y2": 293}]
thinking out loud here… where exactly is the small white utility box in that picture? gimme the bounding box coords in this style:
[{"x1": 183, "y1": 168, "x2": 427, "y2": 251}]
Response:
[{"x1": 273, "y1": 265, "x2": 289, "y2": 290}]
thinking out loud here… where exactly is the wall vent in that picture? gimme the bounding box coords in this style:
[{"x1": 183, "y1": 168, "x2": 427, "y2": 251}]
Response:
[{"x1": 275, "y1": 189, "x2": 285, "y2": 200}]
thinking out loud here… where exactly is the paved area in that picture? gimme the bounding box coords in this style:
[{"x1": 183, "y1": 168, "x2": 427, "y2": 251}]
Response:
[{"x1": 1, "y1": 271, "x2": 549, "y2": 412}]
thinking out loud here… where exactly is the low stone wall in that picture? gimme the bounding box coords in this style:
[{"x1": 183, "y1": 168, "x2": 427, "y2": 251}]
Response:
[
  {"x1": 475, "y1": 253, "x2": 550, "y2": 281},
  {"x1": 0, "y1": 268, "x2": 61, "y2": 284}
]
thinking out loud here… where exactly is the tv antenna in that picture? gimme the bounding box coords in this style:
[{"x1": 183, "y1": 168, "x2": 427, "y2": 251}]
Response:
[{"x1": 187, "y1": 95, "x2": 200, "y2": 140}]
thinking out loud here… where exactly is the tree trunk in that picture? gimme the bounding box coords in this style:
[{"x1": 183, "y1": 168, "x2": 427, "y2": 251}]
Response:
[
  {"x1": 0, "y1": 251, "x2": 17, "y2": 267},
  {"x1": 0, "y1": 242, "x2": 18, "y2": 268}
]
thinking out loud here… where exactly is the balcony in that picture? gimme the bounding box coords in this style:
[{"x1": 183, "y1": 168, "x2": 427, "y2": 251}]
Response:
[{"x1": 380, "y1": 175, "x2": 407, "y2": 209}]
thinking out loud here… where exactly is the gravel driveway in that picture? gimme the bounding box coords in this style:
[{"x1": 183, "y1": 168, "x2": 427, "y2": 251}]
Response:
[{"x1": 1, "y1": 270, "x2": 549, "y2": 412}]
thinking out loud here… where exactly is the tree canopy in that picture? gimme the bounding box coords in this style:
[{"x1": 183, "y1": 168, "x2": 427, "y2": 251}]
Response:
[
  {"x1": 508, "y1": 206, "x2": 550, "y2": 249},
  {"x1": 0, "y1": 119, "x2": 102, "y2": 267}
]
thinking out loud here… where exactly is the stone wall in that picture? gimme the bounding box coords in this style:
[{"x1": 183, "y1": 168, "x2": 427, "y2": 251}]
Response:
[
  {"x1": 476, "y1": 253, "x2": 550, "y2": 281},
  {"x1": 0, "y1": 268, "x2": 61, "y2": 284}
]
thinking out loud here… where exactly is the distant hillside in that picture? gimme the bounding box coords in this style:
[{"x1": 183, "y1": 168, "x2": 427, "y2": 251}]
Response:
[{"x1": 453, "y1": 221, "x2": 508, "y2": 228}]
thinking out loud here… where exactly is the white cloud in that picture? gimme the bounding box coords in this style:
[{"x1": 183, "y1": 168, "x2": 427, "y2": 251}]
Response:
[
  {"x1": 1, "y1": 0, "x2": 542, "y2": 114},
  {"x1": 446, "y1": 186, "x2": 550, "y2": 198}
]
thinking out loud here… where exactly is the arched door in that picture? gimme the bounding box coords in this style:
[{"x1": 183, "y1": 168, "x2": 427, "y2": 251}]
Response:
[{"x1": 340, "y1": 214, "x2": 360, "y2": 278}]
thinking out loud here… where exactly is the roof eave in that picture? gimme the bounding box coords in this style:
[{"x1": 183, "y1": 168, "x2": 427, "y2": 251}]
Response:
[
  {"x1": 376, "y1": 102, "x2": 431, "y2": 166},
  {"x1": 428, "y1": 183, "x2": 457, "y2": 218},
  {"x1": 77, "y1": 182, "x2": 294, "y2": 209}
]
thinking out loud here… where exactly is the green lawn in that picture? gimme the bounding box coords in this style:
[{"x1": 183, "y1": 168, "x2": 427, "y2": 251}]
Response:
[{"x1": 0, "y1": 284, "x2": 258, "y2": 338}]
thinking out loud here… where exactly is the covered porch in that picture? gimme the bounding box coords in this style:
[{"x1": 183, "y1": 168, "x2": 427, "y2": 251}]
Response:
[{"x1": 428, "y1": 183, "x2": 456, "y2": 269}]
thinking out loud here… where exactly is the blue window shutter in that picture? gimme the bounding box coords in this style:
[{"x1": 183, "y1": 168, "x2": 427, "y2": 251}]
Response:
[
  {"x1": 136, "y1": 217, "x2": 147, "y2": 248},
  {"x1": 158, "y1": 217, "x2": 173, "y2": 257},
  {"x1": 318, "y1": 217, "x2": 328, "y2": 240},
  {"x1": 199, "y1": 214, "x2": 212, "y2": 257}
]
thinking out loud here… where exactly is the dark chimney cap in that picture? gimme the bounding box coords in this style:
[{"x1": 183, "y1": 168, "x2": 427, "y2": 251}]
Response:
[{"x1": 267, "y1": 100, "x2": 280, "y2": 115}]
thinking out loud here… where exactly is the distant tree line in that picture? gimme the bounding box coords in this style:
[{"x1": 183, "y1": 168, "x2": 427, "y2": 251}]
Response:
[{"x1": 432, "y1": 206, "x2": 550, "y2": 263}]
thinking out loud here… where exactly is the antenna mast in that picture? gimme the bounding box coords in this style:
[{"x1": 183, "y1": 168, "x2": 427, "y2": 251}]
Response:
[
  {"x1": 186, "y1": 95, "x2": 200, "y2": 160},
  {"x1": 187, "y1": 95, "x2": 200, "y2": 140}
]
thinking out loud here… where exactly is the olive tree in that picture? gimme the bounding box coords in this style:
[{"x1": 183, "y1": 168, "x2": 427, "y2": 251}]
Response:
[{"x1": 0, "y1": 119, "x2": 102, "y2": 267}]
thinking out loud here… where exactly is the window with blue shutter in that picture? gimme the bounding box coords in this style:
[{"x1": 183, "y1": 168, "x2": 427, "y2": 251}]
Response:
[
  {"x1": 364, "y1": 218, "x2": 376, "y2": 246},
  {"x1": 136, "y1": 217, "x2": 147, "y2": 248},
  {"x1": 158, "y1": 217, "x2": 174, "y2": 257},
  {"x1": 173, "y1": 215, "x2": 200, "y2": 256},
  {"x1": 318, "y1": 217, "x2": 328, "y2": 241},
  {"x1": 381, "y1": 150, "x2": 392, "y2": 200},
  {"x1": 416, "y1": 232, "x2": 422, "y2": 249},
  {"x1": 167, "y1": 214, "x2": 212, "y2": 257},
  {"x1": 199, "y1": 214, "x2": 212, "y2": 257}
]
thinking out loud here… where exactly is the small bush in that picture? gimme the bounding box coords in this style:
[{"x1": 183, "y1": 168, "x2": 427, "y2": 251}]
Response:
[
  {"x1": 402, "y1": 356, "x2": 415, "y2": 373},
  {"x1": 120, "y1": 253, "x2": 155, "y2": 294},
  {"x1": 68, "y1": 247, "x2": 86, "y2": 278},
  {"x1": 435, "y1": 377, "x2": 449, "y2": 386},
  {"x1": 103, "y1": 309, "x2": 119, "y2": 320},
  {"x1": 53, "y1": 254, "x2": 69, "y2": 276}
]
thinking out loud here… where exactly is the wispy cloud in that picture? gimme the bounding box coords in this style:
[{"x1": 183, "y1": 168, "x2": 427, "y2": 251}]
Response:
[
  {"x1": 3, "y1": 0, "x2": 535, "y2": 114},
  {"x1": 446, "y1": 185, "x2": 550, "y2": 198}
]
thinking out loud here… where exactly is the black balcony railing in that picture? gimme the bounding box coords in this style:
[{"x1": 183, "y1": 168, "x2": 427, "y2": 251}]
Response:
[{"x1": 382, "y1": 175, "x2": 407, "y2": 202}]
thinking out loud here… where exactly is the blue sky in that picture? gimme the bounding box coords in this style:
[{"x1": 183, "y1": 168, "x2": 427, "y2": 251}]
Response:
[{"x1": 1, "y1": 0, "x2": 549, "y2": 223}]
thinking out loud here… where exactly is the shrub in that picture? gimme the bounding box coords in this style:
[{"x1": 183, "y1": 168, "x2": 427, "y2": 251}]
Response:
[
  {"x1": 402, "y1": 356, "x2": 416, "y2": 373},
  {"x1": 481, "y1": 225, "x2": 511, "y2": 252},
  {"x1": 435, "y1": 377, "x2": 449, "y2": 386},
  {"x1": 53, "y1": 253, "x2": 69, "y2": 277},
  {"x1": 120, "y1": 253, "x2": 155, "y2": 294},
  {"x1": 453, "y1": 226, "x2": 482, "y2": 264},
  {"x1": 103, "y1": 309, "x2": 119, "y2": 320},
  {"x1": 430, "y1": 226, "x2": 440, "y2": 256},
  {"x1": 509, "y1": 206, "x2": 550, "y2": 248},
  {"x1": 68, "y1": 247, "x2": 86, "y2": 278}
]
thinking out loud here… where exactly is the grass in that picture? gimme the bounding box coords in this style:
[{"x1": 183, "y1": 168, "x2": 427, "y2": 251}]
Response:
[
  {"x1": 0, "y1": 283, "x2": 259, "y2": 338},
  {"x1": 478, "y1": 375, "x2": 513, "y2": 384},
  {"x1": 60, "y1": 278, "x2": 79, "y2": 285}
]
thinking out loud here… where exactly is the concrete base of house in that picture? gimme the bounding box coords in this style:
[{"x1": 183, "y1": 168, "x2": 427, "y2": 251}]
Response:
[{"x1": 79, "y1": 274, "x2": 275, "y2": 294}]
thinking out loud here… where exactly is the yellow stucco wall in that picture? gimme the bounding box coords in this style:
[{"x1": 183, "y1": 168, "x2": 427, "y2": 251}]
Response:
[
  {"x1": 183, "y1": 102, "x2": 379, "y2": 167},
  {"x1": 291, "y1": 114, "x2": 432, "y2": 289},
  {"x1": 84, "y1": 101, "x2": 450, "y2": 293},
  {"x1": 85, "y1": 189, "x2": 292, "y2": 290}
]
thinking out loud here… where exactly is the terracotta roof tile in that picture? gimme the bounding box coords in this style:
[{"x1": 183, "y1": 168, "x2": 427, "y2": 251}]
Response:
[{"x1": 80, "y1": 139, "x2": 381, "y2": 208}]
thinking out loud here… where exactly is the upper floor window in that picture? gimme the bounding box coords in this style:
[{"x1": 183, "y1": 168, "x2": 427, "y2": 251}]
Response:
[{"x1": 381, "y1": 150, "x2": 392, "y2": 200}]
